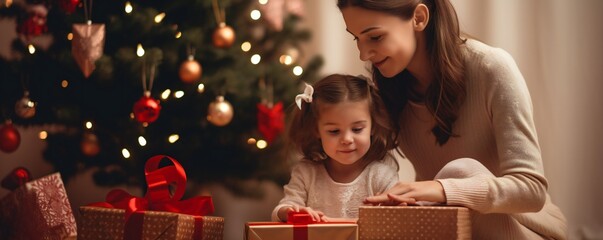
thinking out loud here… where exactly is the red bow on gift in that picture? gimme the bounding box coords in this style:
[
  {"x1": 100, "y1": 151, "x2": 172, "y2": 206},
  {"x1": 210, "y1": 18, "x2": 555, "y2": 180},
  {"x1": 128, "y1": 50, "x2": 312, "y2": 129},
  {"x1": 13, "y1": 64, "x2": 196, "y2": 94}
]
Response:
[
  {"x1": 286, "y1": 211, "x2": 318, "y2": 240},
  {"x1": 1, "y1": 167, "x2": 31, "y2": 191},
  {"x1": 89, "y1": 155, "x2": 214, "y2": 239},
  {"x1": 287, "y1": 211, "x2": 317, "y2": 224}
]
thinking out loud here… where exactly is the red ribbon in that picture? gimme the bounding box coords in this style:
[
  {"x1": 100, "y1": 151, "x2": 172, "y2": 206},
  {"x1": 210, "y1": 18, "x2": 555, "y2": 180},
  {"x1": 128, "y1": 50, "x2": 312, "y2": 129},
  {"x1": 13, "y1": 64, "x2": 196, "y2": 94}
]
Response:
[
  {"x1": 88, "y1": 155, "x2": 214, "y2": 239},
  {"x1": 287, "y1": 212, "x2": 316, "y2": 240}
]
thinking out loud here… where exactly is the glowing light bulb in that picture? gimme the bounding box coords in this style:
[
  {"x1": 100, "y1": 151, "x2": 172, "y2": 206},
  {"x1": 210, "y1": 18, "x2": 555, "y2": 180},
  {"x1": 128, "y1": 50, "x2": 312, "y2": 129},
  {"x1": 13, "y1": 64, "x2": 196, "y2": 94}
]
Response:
[
  {"x1": 137, "y1": 43, "x2": 145, "y2": 57},
  {"x1": 256, "y1": 140, "x2": 267, "y2": 149},
  {"x1": 161, "y1": 89, "x2": 171, "y2": 99},
  {"x1": 154, "y1": 12, "x2": 166, "y2": 23},
  {"x1": 122, "y1": 148, "x2": 131, "y2": 158},
  {"x1": 138, "y1": 136, "x2": 147, "y2": 146},
  {"x1": 28, "y1": 44, "x2": 35, "y2": 54},
  {"x1": 251, "y1": 54, "x2": 261, "y2": 64},
  {"x1": 168, "y1": 134, "x2": 179, "y2": 143},
  {"x1": 250, "y1": 10, "x2": 261, "y2": 20},
  {"x1": 241, "y1": 42, "x2": 251, "y2": 52},
  {"x1": 125, "y1": 2, "x2": 133, "y2": 13},
  {"x1": 39, "y1": 131, "x2": 47, "y2": 140},
  {"x1": 279, "y1": 55, "x2": 293, "y2": 65},
  {"x1": 293, "y1": 66, "x2": 303, "y2": 76}
]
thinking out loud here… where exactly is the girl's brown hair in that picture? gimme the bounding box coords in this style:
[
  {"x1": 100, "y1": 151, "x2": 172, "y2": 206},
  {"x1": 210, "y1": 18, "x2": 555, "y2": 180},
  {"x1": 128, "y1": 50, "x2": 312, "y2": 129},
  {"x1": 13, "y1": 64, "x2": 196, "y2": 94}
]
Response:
[
  {"x1": 337, "y1": 0, "x2": 466, "y2": 145},
  {"x1": 288, "y1": 74, "x2": 396, "y2": 163}
]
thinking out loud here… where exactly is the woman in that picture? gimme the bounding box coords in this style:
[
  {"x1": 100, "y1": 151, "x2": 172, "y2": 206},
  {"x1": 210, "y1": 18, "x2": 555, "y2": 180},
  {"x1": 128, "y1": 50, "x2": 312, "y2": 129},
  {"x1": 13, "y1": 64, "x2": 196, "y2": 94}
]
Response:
[{"x1": 337, "y1": 0, "x2": 567, "y2": 239}]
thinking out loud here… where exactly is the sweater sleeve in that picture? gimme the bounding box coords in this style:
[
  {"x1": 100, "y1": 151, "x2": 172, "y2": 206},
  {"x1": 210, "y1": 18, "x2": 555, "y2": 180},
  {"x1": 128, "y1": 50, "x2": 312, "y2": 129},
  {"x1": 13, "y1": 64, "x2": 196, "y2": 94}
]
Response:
[
  {"x1": 271, "y1": 162, "x2": 312, "y2": 221},
  {"x1": 440, "y1": 47, "x2": 548, "y2": 214}
]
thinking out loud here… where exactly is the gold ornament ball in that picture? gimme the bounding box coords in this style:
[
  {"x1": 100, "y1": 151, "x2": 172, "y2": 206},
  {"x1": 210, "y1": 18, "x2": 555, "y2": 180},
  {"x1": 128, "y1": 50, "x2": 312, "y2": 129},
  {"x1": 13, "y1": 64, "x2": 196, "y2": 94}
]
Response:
[
  {"x1": 207, "y1": 96, "x2": 234, "y2": 126},
  {"x1": 81, "y1": 132, "x2": 100, "y2": 157},
  {"x1": 179, "y1": 58, "x2": 202, "y2": 83},
  {"x1": 212, "y1": 23, "x2": 236, "y2": 49},
  {"x1": 15, "y1": 95, "x2": 36, "y2": 119}
]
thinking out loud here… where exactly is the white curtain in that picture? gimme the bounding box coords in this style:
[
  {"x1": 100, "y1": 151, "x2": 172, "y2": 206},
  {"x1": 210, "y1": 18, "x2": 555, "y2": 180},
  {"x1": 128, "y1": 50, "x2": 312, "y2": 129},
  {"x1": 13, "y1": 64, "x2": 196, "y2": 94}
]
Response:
[{"x1": 306, "y1": 0, "x2": 603, "y2": 238}]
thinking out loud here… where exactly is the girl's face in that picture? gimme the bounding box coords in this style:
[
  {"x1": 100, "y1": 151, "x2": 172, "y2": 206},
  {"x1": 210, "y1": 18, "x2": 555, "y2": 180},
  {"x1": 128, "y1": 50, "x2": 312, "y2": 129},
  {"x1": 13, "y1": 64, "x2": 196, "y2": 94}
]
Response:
[
  {"x1": 341, "y1": 6, "x2": 417, "y2": 78},
  {"x1": 317, "y1": 99, "x2": 372, "y2": 165}
]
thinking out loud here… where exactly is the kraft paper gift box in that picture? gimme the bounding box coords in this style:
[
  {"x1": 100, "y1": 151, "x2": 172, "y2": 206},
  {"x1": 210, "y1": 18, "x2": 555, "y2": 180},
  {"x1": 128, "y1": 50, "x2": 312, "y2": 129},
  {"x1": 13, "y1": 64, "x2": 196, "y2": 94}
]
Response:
[
  {"x1": 0, "y1": 172, "x2": 77, "y2": 240},
  {"x1": 79, "y1": 206, "x2": 224, "y2": 240},
  {"x1": 358, "y1": 206, "x2": 471, "y2": 240},
  {"x1": 245, "y1": 222, "x2": 358, "y2": 240},
  {"x1": 78, "y1": 155, "x2": 224, "y2": 240},
  {"x1": 246, "y1": 212, "x2": 358, "y2": 240}
]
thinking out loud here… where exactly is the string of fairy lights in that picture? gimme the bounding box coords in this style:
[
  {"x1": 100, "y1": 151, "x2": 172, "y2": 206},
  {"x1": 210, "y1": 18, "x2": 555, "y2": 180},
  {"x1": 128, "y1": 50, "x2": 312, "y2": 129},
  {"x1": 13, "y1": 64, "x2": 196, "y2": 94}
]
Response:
[{"x1": 30, "y1": 0, "x2": 303, "y2": 159}]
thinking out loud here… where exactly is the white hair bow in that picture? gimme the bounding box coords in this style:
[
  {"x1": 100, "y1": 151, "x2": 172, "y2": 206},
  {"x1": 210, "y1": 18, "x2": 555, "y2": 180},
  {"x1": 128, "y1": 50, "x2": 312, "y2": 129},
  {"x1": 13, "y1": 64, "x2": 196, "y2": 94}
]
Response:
[{"x1": 295, "y1": 83, "x2": 314, "y2": 110}]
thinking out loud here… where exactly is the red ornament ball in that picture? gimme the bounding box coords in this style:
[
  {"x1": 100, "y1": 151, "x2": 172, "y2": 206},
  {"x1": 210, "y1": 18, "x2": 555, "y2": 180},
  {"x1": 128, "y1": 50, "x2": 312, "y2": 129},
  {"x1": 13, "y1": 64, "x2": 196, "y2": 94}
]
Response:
[
  {"x1": 1, "y1": 167, "x2": 31, "y2": 191},
  {"x1": 81, "y1": 132, "x2": 100, "y2": 157},
  {"x1": 212, "y1": 23, "x2": 236, "y2": 49},
  {"x1": 0, "y1": 122, "x2": 21, "y2": 153},
  {"x1": 133, "y1": 94, "x2": 161, "y2": 124}
]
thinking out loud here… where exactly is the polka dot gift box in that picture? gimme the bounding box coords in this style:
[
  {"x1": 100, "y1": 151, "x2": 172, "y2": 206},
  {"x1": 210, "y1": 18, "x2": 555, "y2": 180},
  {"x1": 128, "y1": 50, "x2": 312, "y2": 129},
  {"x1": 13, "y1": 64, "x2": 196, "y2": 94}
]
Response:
[{"x1": 358, "y1": 206, "x2": 471, "y2": 240}]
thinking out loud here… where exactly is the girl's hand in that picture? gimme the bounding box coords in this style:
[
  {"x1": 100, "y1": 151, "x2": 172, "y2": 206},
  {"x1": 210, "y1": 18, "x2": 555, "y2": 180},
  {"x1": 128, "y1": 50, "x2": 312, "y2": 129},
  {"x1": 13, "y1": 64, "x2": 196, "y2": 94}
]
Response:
[
  {"x1": 278, "y1": 205, "x2": 326, "y2": 222},
  {"x1": 364, "y1": 180, "x2": 446, "y2": 205}
]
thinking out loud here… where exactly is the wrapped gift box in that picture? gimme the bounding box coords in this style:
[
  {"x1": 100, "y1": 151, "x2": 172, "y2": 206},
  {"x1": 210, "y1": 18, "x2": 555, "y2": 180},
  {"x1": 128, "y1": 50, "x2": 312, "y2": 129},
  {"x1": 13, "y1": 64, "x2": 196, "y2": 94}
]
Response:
[
  {"x1": 78, "y1": 155, "x2": 224, "y2": 240},
  {"x1": 358, "y1": 206, "x2": 471, "y2": 240},
  {"x1": 245, "y1": 222, "x2": 358, "y2": 240},
  {"x1": 0, "y1": 172, "x2": 77, "y2": 240},
  {"x1": 79, "y1": 206, "x2": 224, "y2": 240}
]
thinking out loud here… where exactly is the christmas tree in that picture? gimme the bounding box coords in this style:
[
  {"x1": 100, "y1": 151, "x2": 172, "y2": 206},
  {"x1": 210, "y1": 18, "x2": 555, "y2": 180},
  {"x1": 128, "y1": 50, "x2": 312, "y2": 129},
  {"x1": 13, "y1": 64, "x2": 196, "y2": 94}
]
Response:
[{"x1": 0, "y1": 0, "x2": 322, "y2": 196}]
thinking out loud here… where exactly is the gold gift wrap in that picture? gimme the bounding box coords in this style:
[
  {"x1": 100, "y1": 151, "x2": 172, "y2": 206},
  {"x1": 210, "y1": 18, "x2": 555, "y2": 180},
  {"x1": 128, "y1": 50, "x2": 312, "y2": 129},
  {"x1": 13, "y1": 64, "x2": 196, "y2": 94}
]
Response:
[
  {"x1": 78, "y1": 206, "x2": 224, "y2": 240},
  {"x1": 358, "y1": 206, "x2": 471, "y2": 240},
  {"x1": 246, "y1": 222, "x2": 358, "y2": 240}
]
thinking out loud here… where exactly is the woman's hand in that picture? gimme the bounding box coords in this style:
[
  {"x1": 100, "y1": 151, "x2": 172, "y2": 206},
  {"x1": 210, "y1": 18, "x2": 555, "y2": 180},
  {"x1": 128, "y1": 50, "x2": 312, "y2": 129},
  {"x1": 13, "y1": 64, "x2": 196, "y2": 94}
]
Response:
[
  {"x1": 278, "y1": 205, "x2": 326, "y2": 222},
  {"x1": 364, "y1": 180, "x2": 446, "y2": 205}
]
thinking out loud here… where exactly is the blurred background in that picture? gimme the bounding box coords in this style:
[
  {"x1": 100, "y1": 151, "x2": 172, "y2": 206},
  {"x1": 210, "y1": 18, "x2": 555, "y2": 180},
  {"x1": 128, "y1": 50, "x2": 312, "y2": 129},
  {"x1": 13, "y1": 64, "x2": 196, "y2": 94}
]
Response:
[{"x1": 1, "y1": 0, "x2": 602, "y2": 239}]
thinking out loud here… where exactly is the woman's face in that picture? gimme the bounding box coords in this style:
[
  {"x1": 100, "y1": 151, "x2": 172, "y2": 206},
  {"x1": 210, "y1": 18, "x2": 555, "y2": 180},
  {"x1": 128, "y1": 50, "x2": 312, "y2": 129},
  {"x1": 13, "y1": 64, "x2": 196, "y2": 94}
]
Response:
[{"x1": 342, "y1": 6, "x2": 417, "y2": 78}]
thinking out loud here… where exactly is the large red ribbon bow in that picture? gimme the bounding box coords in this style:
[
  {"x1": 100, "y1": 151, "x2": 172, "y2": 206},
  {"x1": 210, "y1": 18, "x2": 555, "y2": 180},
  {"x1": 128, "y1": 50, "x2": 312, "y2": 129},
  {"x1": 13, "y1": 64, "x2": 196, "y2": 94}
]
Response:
[{"x1": 89, "y1": 155, "x2": 214, "y2": 238}]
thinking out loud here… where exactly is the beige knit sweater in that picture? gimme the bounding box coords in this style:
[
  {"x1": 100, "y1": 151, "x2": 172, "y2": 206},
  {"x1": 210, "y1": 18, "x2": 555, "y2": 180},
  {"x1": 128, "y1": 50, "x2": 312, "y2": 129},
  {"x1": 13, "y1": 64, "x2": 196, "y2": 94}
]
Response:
[
  {"x1": 271, "y1": 159, "x2": 399, "y2": 221},
  {"x1": 397, "y1": 39, "x2": 567, "y2": 239}
]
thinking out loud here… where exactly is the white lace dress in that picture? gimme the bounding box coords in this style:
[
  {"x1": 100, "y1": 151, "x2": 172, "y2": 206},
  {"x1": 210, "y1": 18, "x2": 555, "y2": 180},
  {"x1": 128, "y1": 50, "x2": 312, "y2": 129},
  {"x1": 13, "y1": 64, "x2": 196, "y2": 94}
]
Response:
[{"x1": 271, "y1": 158, "x2": 399, "y2": 221}]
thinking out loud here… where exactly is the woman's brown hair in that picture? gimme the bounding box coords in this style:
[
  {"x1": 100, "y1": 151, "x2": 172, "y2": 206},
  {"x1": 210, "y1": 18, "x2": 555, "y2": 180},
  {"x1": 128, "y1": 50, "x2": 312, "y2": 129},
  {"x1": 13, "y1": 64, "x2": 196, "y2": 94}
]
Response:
[
  {"x1": 337, "y1": 0, "x2": 466, "y2": 145},
  {"x1": 287, "y1": 74, "x2": 396, "y2": 163}
]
